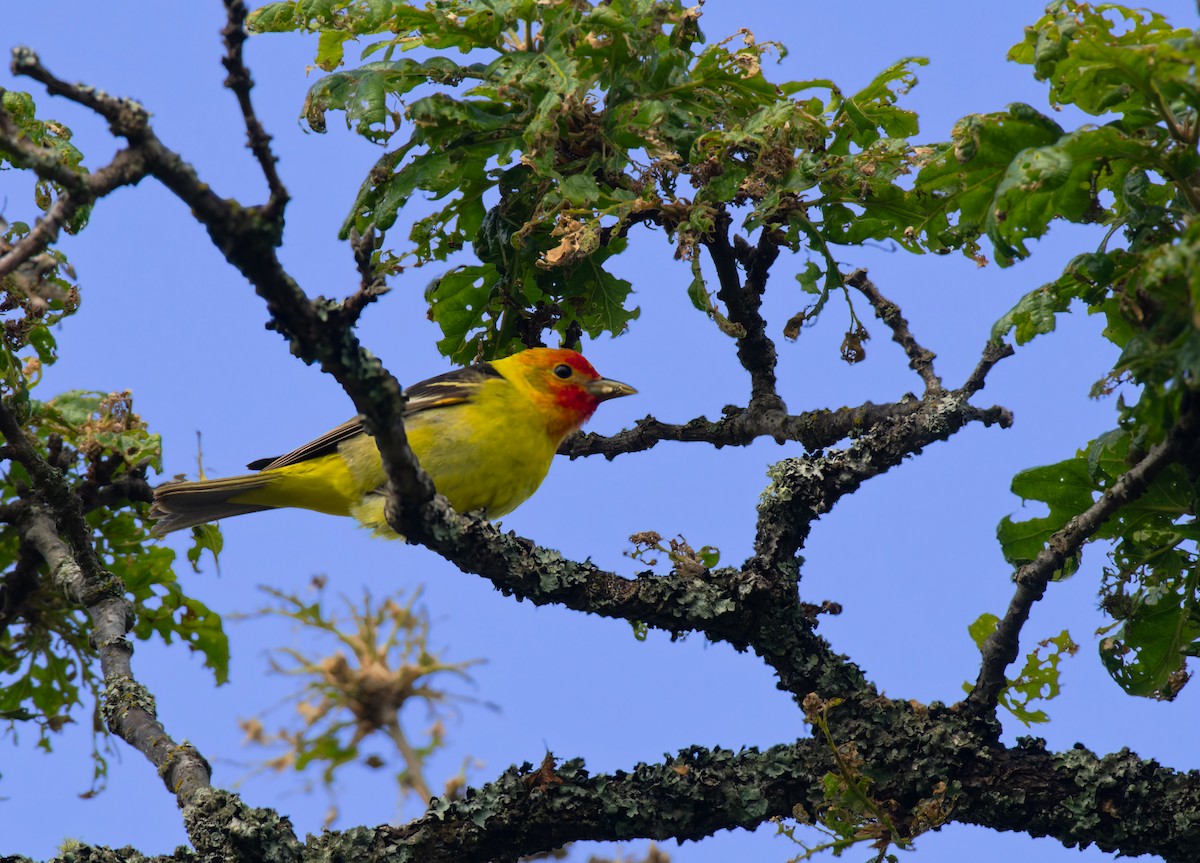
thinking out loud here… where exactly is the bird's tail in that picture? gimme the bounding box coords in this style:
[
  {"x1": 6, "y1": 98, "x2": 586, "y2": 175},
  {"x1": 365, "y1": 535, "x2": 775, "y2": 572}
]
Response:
[{"x1": 149, "y1": 474, "x2": 275, "y2": 537}]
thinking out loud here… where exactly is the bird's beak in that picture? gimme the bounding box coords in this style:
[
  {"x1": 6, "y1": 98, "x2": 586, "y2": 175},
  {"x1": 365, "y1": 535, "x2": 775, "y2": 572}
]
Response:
[{"x1": 587, "y1": 377, "x2": 637, "y2": 402}]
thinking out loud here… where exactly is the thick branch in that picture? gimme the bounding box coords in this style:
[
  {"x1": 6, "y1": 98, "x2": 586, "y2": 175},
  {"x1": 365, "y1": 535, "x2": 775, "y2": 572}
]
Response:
[
  {"x1": 751, "y1": 368, "x2": 1013, "y2": 574},
  {"x1": 966, "y1": 403, "x2": 1200, "y2": 714},
  {"x1": 19, "y1": 722, "x2": 1200, "y2": 863}
]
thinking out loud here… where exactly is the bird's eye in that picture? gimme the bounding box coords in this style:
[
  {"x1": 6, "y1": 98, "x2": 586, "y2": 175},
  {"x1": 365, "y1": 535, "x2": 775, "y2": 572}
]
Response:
[{"x1": 553, "y1": 363, "x2": 573, "y2": 379}]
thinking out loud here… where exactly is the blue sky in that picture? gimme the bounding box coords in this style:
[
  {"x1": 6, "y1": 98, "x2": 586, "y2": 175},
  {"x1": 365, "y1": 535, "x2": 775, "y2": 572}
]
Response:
[{"x1": 3, "y1": 2, "x2": 1199, "y2": 861}]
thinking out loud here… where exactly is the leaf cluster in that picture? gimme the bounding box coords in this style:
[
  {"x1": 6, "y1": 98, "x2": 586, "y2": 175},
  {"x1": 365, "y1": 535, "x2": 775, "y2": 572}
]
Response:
[
  {"x1": 996, "y1": 423, "x2": 1200, "y2": 699},
  {"x1": 940, "y1": 2, "x2": 1200, "y2": 699},
  {"x1": 0, "y1": 89, "x2": 90, "y2": 232},
  {"x1": 248, "y1": 0, "x2": 974, "y2": 361},
  {"x1": 1, "y1": 393, "x2": 228, "y2": 781}
]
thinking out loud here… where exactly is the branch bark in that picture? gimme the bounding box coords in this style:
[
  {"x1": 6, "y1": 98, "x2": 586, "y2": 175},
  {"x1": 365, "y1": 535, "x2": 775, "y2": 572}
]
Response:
[
  {"x1": 559, "y1": 397, "x2": 925, "y2": 460},
  {"x1": 7, "y1": 17, "x2": 1197, "y2": 863},
  {"x1": 0, "y1": 400, "x2": 213, "y2": 805},
  {"x1": 703, "y1": 213, "x2": 785, "y2": 413},
  {"x1": 8, "y1": 726, "x2": 1200, "y2": 863},
  {"x1": 847, "y1": 269, "x2": 942, "y2": 394}
]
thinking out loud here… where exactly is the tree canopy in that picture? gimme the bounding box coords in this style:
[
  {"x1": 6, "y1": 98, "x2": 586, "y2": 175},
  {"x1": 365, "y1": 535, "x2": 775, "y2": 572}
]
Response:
[{"x1": 2, "y1": 1, "x2": 1200, "y2": 861}]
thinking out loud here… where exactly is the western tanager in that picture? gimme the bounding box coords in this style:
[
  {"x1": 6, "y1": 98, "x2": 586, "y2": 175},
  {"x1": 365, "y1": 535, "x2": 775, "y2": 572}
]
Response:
[{"x1": 149, "y1": 347, "x2": 635, "y2": 536}]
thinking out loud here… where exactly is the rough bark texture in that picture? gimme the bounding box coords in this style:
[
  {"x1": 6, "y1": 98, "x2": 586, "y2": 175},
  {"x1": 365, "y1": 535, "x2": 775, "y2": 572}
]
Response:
[{"x1": 2, "y1": 3, "x2": 1198, "y2": 862}]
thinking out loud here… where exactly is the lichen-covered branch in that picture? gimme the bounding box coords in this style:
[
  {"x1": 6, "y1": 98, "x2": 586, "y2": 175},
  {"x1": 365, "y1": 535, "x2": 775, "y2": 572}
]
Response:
[
  {"x1": 559, "y1": 397, "x2": 924, "y2": 460},
  {"x1": 12, "y1": 724, "x2": 1200, "y2": 863},
  {"x1": 750, "y1": 355, "x2": 1013, "y2": 575},
  {"x1": 0, "y1": 399, "x2": 212, "y2": 805}
]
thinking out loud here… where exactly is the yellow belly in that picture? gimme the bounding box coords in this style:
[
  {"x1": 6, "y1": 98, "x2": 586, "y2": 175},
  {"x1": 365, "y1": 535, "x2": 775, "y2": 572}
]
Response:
[{"x1": 236, "y1": 398, "x2": 560, "y2": 532}]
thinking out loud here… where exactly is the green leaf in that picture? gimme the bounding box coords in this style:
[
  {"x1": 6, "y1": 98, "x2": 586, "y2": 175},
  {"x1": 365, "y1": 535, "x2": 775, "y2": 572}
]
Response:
[
  {"x1": 27, "y1": 326, "x2": 58, "y2": 364},
  {"x1": 560, "y1": 173, "x2": 601, "y2": 206},
  {"x1": 567, "y1": 246, "x2": 639, "y2": 338},
  {"x1": 425, "y1": 265, "x2": 497, "y2": 365},
  {"x1": 187, "y1": 524, "x2": 224, "y2": 574},
  {"x1": 796, "y1": 262, "x2": 822, "y2": 295},
  {"x1": 687, "y1": 269, "x2": 710, "y2": 312},
  {"x1": 1010, "y1": 3, "x2": 1198, "y2": 120},
  {"x1": 1100, "y1": 566, "x2": 1200, "y2": 699},
  {"x1": 967, "y1": 612, "x2": 1001, "y2": 650},
  {"x1": 987, "y1": 126, "x2": 1156, "y2": 265},
  {"x1": 833, "y1": 58, "x2": 925, "y2": 150},
  {"x1": 997, "y1": 455, "x2": 1095, "y2": 576},
  {"x1": 315, "y1": 29, "x2": 352, "y2": 71},
  {"x1": 1005, "y1": 630, "x2": 1078, "y2": 725},
  {"x1": 964, "y1": 615, "x2": 1077, "y2": 724},
  {"x1": 913, "y1": 103, "x2": 1064, "y2": 257},
  {"x1": 991, "y1": 251, "x2": 1117, "y2": 345}
]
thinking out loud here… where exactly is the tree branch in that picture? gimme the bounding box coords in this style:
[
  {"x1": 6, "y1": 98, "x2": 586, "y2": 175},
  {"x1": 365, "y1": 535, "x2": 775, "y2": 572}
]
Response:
[
  {"x1": 0, "y1": 399, "x2": 213, "y2": 805},
  {"x1": 220, "y1": 0, "x2": 288, "y2": 220},
  {"x1": 14, "y1": 726, "x2": 1200, "y2": 863},
  {"x1": 559, "y1": 397, "x2": 925, "y2": 460},
  {"x1": 702, "y1": 214, "x2": 784, "y2": 412},
  {"x1": 11, "y1": 47, "x2": 150, "y2": 135},
  {"x1": 0, "y1": 96, "x2": 149, "y2": 279},
  {"x1": 8, "y1": 44, "x2": 439, "y2": 537},
  {"x1": 344, "y1": 226, "x2": 391, "y2": 325},
  {"x1": 847, "y1": 269, "x2": 942, "y2": 394},
  {"x1": 965, "y1": 402, "x2": 1200, "y2": 714},
  {"x1": 750, "y1": 351, "x2": 1013, "y2": 575}
]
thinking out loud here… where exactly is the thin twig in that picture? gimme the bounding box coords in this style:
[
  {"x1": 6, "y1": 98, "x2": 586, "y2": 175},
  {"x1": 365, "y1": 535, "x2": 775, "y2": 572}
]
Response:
[
  {"x1": 965, "y1": 403, "x2": 1200, "y2": 714},
  {"x1": 344, "y1": 226, "x2": 391, "y2": 324},
  {"x1": 962, "y1": 340, "x2": 1015, "y2": 396},
  {"x1": 0, "y1": 100, "x2": 148, "y2": 279},
  {"x1": 846, "y1": 269, "x2": 942, "y2": 394},
  {"x1": 388, "y1": 721, "x2": 434, "y2": 805},
  {"x1": 220, "y1": 0, "x2": 289, "y2": 220}
]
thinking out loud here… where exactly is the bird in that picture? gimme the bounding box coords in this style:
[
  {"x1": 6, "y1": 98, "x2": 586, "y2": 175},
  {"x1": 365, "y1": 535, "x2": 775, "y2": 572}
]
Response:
[{"x1": 149, "y1": 347, "x2": 635, "y2": 537}]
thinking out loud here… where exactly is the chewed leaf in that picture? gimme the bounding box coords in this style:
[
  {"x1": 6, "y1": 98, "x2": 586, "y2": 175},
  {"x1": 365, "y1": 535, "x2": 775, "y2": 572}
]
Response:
[{"x1": 964, "y1": 615, "x2": 1077, "y2": 725}]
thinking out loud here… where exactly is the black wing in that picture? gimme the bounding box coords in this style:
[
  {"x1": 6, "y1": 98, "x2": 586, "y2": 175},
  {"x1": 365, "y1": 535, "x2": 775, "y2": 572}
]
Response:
[{"x1": 245, "y1": 362, "x2": 503, "y2": 471}]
